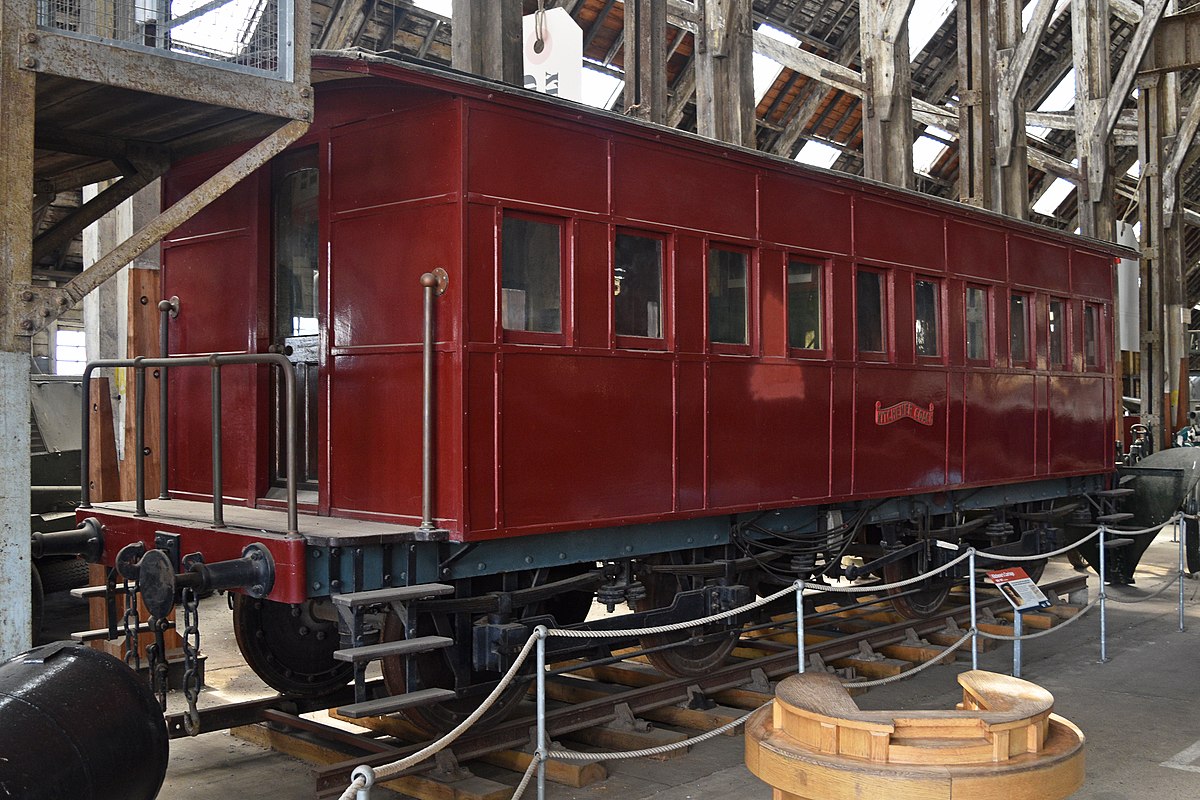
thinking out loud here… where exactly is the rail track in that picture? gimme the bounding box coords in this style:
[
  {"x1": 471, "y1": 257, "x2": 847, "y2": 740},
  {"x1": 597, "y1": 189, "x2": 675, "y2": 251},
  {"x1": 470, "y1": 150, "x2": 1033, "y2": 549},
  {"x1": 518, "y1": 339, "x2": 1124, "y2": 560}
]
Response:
[{"x1": 197, "y1": 574, "x2": 1091, "y2": 799}]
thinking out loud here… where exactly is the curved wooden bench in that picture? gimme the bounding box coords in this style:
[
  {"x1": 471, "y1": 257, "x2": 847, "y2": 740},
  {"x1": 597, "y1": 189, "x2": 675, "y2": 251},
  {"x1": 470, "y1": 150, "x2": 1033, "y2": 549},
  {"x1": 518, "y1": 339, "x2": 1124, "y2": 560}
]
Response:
[{"x1": 745, "y1": 670, "x2": 1084, "y2": 800}]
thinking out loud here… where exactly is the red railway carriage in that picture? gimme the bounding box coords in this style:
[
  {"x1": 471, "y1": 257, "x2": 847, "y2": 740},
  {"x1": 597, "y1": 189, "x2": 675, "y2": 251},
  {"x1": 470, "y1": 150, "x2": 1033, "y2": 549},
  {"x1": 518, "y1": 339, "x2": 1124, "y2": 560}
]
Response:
[{"x1": 75, "y1": 51, "x2": 1125, "y2": 728}]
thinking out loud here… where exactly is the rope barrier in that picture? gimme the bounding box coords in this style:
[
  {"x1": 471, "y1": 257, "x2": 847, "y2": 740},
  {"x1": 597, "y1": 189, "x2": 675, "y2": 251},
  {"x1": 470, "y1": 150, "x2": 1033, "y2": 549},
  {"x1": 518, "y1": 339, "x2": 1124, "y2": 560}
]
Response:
[
  {"x1": 1105, "y1": 572, "x2": 1182, "y2": 604},
  {"x1": 546, "y1": 583, "x2": 796, "y2": 639},
  {"x1": 508, "y1": 754, "x2": 541, "y2": 800},
  {"x1": 339, "y1": 510, "x2": 1189, "y2": 800},
  {"x1": 839, "y1": 628, "x2": 973, "y2": 688},
  {"x1": 976, "y1": 598, "x2": 1101, "y2": 641},
  {"x1": 546, "y1": 705, "x2": 765, "y2": 761}
]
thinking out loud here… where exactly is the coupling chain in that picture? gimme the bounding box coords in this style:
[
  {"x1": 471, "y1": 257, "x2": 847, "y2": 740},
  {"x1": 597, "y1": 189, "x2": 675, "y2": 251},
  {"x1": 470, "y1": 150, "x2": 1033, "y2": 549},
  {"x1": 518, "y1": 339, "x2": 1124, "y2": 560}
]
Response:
[
  {"x1": 121, "y1": 572, "x2": 141, "y2": 673},
  {"x1": 146, "y1": 616, "x2": 170, "y2": 711},
  {"x1": 181, "y1": 587, "x2": 203, "y2": 736}
]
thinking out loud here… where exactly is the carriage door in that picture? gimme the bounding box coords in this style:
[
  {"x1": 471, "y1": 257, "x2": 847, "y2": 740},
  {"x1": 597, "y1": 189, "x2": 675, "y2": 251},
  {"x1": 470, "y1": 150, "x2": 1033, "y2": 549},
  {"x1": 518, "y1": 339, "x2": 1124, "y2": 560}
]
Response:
[{"x1": 270, "y1": 148, "x2": 320, "y2": 493}]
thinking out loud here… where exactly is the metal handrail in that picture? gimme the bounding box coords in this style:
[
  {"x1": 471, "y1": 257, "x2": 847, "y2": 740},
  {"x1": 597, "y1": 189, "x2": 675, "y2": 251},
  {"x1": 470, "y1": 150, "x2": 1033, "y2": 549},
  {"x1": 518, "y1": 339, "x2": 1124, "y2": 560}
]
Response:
[
  {"x1": 79, "y1": 352, "x2": 299, "y2": 535},
  {"x1": 419, "y1": 270, "x2": 448, "y2": 532}
]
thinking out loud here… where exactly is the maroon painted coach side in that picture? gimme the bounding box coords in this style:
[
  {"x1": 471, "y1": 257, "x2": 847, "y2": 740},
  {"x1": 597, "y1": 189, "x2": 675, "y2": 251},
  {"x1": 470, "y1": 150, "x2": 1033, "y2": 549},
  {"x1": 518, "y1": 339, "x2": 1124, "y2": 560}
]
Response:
[{"x1": 158, "y1": 52, "x2": 1119, "y2": 546}]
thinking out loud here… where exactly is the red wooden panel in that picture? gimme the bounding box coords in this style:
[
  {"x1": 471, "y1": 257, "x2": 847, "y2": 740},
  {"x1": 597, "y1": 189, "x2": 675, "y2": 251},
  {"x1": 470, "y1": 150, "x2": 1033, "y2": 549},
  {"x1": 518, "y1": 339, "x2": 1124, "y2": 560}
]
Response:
[
  {"x1": 947, "y1": 219, "x2": 1006, "y2": 281},
  {"x1": 1048, "y1": 377, "x2": 1109, "y2": 473},
  {"x1": 674, "y1": 235, "x2": 705, "y2": 354},
  {"x1": 854, "y1": 197, "x2": 945, "y2": 270},
  {"x1": 574, "y1": 219, "x2": 611, "y2": 349},
  {"x1": 315, "y1": 82, "x2": 448, "y2": 137},
  {"x1": 163, "y1": 235, "x2": 261, "y2": 355},
  {"x1": 829, "y1": 365, "x2": 853, "y2": 497},
  {"x1": 1009, "y1": 235, "x2": 1068, "y2": 292},
  {"x1": 707, "y1": 362, "x2": 831, "y2": 506},
  {"x1": 760, "y1": 249, "x2": 786, "y2": 358},
  {"x1": 829, "y1": 260, "x2": 855, "y2": 361},
  {"x1": 329, "y1": 102, "x2": 460, "y2": 214},
  {"x1": 498, "y1": 353, "x2": 674, "y2": 530},
  {"x1": 466, "y1": 352, "x2": 497, "y2": 533},
  {"x1": 852, "y1": 367, "x2": 947, "y2": 494},
  {"x1": 946, "y1": 370, "x2": 965, "y2": 485},
  {"x1": 328, "y1": 353, "x2": 462, "y2": 530},
  {"x1": 167, "y1": 367, "x2": 259, "y2": 501},
  {"x1": 163, "y1": 157, "x2": 261, "y2": 243},
  {"x1": 758, "y1": 173, "x2": 852, "y2": 254},
  {"x1": 612, "y1": 141, "x2": 756, "y2": 238},
  {"x1": 466, "y1": 105, "x2": 608, "y2": 213},
  {"x1": 329, "y1": 202, "x2": 460, "y2": 348},
  {"x1": 1035, "y1": 374, "x2": 1049, "y2": 475},
  {"x1": 676, "y1": 360, "x2": 705, "y2": 511},
  {"x1": 963, "y1": 372, "x2": 1037, "y2": 483},
  {"x1": 1072, "y1": 249, "x2": 1114, "y2": 300},
  {"x1": 465, "y1": 203, "x2": 498, "y2": 344}
]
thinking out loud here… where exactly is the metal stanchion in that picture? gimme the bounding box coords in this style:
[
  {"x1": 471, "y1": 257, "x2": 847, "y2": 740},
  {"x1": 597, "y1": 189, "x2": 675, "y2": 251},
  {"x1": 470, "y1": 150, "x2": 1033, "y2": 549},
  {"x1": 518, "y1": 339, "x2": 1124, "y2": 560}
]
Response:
[
  {"x1": 1012, "y1": 611, "x2": 1022, "y2": 677},
  {"x1": 1180, "y1": 518, "x2": 1187, "y2": 633},
  {"x1": 795, "y1": 580, "x2": 805, "y2": 674},
  {"x1": 535, "y1": 626, "x2": 548, "y2": 800},
  {"x1": 968, "y1": 549, "x2": 978, "y2": 670},
  {"x1": 1099, "y1": 525, "x2": 1108, "y2": 663}
]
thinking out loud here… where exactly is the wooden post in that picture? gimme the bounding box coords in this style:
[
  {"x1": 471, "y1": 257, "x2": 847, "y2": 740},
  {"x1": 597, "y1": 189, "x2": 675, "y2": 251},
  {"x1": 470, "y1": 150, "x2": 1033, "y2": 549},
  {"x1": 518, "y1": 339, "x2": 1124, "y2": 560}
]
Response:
[
  {"x1": 623, "y1": 0, "x2": 668, "y2": 124},
  {"x1": 451, "y1": 0, "x2": 523, "y2": 85},
  {"x1": 1073, "y1": 0, "x2": 1115, "y2": 241},
  {"x1": 695, "y1": 0, "x2": 756, "y2": 148},
  {"x1": 957, "y1": 0, "x2": 995, "y2": 209},
  {"x1": 860, "y1": 0, "x2": 917, "y2": 189}
]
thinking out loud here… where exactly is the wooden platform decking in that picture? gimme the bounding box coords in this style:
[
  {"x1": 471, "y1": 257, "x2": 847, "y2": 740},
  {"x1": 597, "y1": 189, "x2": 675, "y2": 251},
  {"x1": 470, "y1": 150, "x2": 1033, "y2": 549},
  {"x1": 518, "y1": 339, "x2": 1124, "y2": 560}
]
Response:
[{"x1": 88, "y1": 498, "x2": 429, "y2": 545}]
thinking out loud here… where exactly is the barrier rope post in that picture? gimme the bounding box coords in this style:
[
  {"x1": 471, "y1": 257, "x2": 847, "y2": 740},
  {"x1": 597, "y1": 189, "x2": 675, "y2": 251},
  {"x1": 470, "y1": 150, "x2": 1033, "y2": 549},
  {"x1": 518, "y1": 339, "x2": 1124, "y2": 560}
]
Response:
[
  {"x1": 1098, "y1": 524, "x2": 1108, "y2": 663},
  {"x1": 534, "y1": 625, "x2": 548, "y2": 800},
  {"x1": 352, "y1": 765, "x2": 374, "y2": 800},
  {"x1": 968, "y1": 548, "x2": 978, "y2": 671},
  {"x1": 1012, "y1": 610, "x2": 1023, "y2": 677},
  {"x1": 795, "y1": 580, "x2": 805, "y2": 674},
  {"x1": 1179, "y1": 516, "x2": 1187, "y2": 633}
]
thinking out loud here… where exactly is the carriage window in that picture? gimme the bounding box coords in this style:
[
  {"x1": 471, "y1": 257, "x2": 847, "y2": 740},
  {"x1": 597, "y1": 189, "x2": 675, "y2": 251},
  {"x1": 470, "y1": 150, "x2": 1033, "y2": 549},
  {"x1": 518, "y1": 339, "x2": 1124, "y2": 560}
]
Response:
[
  {"x1": 787, "y1": 259, "x2": 822, "y2": 350},
  {"x1": 273, "y1": 149, "x2": 320, "y2": 341},
  {"x1": 856, "y1": 270, "x2": 886, "y2": 354},
  {"x1": 914, "y1": 279, "x2": 940, "y2": 357},
  {"x1": 1049, "y1": 298, "x2": 1067, "y2": 368},
  {"x1": 502, "y1": 215, "x2": 561, "y2": 334},
  {"x1": 708, "y1": 247, "x2": 748, "y2": 345},
  {"x1": 1084, "y1": 304, "x2": 1101, "y2": 369},
  {"x1": 1010, "y1": 293, "x2": 1029, "y2": 362},
  {"x1": 966, "y1": 286, "x2": 988, "y2": 361},
  {"x1": 614, "y1": 232, "x2": 663, "y2": 340}
]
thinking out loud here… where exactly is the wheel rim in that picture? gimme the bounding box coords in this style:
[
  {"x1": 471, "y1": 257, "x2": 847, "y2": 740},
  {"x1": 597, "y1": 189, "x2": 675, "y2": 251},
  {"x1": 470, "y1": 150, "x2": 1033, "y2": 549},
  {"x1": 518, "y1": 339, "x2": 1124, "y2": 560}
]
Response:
[
  {"x1": 883, "y1": 557, "x2": 951, "y2": 618},
  {"x1": 637, "y1": 570, "x2": 739, "y2": 677}
]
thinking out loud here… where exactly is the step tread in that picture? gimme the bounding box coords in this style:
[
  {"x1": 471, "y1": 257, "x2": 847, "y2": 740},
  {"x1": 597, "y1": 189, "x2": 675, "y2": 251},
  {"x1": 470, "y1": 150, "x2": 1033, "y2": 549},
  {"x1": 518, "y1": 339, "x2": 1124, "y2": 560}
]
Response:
[
  {"x1": 331, "y1": 584, "x2": 455, "y2": 608},
  {"x1": 70, "y1": 584, "x2": 132, "y2": 599},
  {"x1": 1096, "y1": 512, "x2": 1135, "y2": 523},
  {"x1": 333, "y1": 636, "x2": 454, "y2": 663},
  {"x1": 1095, "y1": 488, "x2": 1136, "y2": 498},
  {"x1": 337, "y1": 688, "x2": 458, "y2": 719},
  {"x1": 71, "y1": 621, "x2": 174, "y2": 642},
  {"x1": 1102, "y1": 537, "x2": 1135, "y2": 548}
]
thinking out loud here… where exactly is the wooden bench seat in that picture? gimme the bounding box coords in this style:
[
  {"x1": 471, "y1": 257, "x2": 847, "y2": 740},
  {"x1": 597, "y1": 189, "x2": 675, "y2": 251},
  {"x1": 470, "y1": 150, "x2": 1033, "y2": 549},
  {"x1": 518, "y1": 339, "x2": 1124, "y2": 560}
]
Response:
[{"x1": 746, "y1": 670, "x2": 1084, "y2": 799}]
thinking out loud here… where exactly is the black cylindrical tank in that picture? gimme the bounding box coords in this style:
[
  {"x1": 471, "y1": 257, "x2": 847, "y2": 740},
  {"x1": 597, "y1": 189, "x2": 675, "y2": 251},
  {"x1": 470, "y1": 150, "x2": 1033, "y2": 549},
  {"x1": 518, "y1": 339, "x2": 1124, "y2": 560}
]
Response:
[{"x1": 0, "y1": 640, "x2": 169, "y2": 800}]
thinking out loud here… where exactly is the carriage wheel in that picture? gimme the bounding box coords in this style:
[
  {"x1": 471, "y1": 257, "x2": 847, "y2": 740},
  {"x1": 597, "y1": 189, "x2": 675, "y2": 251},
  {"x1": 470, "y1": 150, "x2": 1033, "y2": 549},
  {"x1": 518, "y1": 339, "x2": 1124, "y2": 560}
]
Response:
[
  {"x1": 637, "y1": 568, "x2": 740, "y2": 677},
  {"x1": 380, "y1": 611, "x2": 529, "y2": 736},
  {"x1": 232, "y1": 595, "x2": 352, "y2": 697},
  {"x1": 883, "y1": 555, "x2": 952, "y2": 618}
]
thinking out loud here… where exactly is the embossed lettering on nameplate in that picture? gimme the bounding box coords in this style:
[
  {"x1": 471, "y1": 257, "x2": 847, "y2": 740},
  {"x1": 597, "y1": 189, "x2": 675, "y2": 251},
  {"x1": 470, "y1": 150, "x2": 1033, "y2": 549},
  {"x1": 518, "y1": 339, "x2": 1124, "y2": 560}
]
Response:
[{"x1": 874, "y1": 400, "x2": 934, "y2": 426}]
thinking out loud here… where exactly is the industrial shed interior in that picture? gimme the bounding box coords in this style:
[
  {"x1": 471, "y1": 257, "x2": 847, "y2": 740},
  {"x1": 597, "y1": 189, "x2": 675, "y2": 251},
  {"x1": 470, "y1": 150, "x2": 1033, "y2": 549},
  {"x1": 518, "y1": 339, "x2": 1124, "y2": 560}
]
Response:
[{"x1": 4, "y1": 1, "x2": 1200, "y2": 799}]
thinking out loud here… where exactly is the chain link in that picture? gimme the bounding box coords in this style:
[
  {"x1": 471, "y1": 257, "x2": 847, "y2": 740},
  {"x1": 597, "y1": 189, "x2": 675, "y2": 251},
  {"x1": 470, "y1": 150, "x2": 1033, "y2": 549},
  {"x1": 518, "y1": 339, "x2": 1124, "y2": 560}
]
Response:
[
  {"x1": 181, "y1": 587, "x2": 203, "y2": 736},
  {"x1": 146, "y1": 616, "x2": 170, "y2": 711},
  {"x1": 121, "y1": 572, "x2": 141, "y2": 673}
]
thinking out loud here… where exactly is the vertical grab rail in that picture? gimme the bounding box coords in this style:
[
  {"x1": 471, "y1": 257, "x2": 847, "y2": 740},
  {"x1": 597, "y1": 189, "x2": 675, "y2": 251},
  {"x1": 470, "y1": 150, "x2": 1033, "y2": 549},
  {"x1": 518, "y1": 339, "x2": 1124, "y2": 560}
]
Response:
[
  {"x1": 134, "y1": 359, "x2": 147, "y2": 516},
  {"x1": 79, "y1": 353, "x2": 299, "y2": 535},
  {"x1": 211, "y1": 357, "x2": 224, "y2": 528},
  {"x1": 157, "y1": 297, "x2": 178, "y2": 499},
  {"x1": 419, "y1": 269, "x2": 448, "y2": 532}
]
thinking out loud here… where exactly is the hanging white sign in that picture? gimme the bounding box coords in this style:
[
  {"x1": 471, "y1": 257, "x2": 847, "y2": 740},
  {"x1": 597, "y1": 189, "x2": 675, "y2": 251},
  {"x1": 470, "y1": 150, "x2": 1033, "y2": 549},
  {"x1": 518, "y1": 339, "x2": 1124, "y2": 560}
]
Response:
[{"x1": 522, "y1": 7, "x2": 582, "y2": 102}]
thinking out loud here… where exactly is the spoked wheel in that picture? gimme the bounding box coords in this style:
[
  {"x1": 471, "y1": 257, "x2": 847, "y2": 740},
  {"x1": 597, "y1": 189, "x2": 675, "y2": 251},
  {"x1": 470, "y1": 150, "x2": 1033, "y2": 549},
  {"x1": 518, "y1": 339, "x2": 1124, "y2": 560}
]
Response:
[
  {"x1": 232, "y1": 595, "x2": 352, "y2": 697},
  {"x1": 380, "y1": 612, "x2": 529, "y2": 736},
  {"x1": 636, "y1": 567, "x2": 740, "y2": 678},
  {"x1": 883, "y1": 555, "x2": 951, "y2": 619}
]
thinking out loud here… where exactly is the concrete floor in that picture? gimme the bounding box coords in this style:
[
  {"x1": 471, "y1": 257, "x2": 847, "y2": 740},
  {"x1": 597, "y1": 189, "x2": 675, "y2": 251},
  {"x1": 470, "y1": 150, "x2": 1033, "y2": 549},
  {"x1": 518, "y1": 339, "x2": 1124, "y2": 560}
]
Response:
[{"x1": 46, "y1": 527, "x2": 1200, "y2": 799}]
